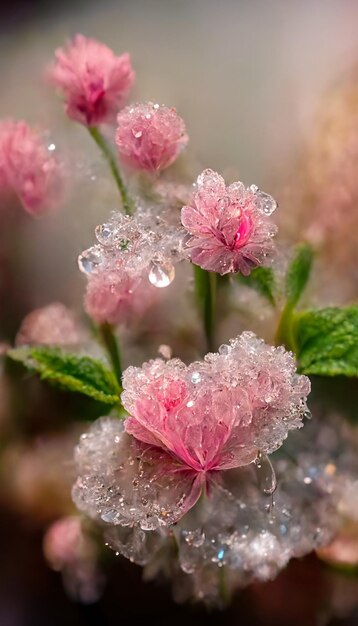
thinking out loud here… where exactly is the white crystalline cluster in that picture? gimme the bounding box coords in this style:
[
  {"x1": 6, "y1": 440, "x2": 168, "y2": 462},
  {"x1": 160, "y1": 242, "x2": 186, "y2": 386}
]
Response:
[
  {"x1": 78, "y1": 202, "x2": 187, "y2": 288},
  {"x1": 72, "y1": 412, "x2": 358, "y2": 605}
]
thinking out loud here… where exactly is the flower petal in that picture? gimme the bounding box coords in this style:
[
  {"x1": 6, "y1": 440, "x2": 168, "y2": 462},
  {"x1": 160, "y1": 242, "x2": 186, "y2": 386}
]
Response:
[{"x1": 72, "y1": 418, "x2": 204, "y2": 530}]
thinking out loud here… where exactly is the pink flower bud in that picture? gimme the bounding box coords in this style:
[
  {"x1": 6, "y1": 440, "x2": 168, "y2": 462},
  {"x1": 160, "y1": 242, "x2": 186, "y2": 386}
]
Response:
[
  {"x1": 48, "y1": 34, "x2": 134, "y2": 126},
  {"x1": 116, "y1": 102, "x2": 188, "y2": 172},
  {"x1": 84, "y1": 269, "x2": 156, "y2": 326},
  {"x1": 0, "y1": 120, "x2": 63, "y2": 214},
  {"x1": 15, "y1": 303, "x2": 83, "y2": 347}
]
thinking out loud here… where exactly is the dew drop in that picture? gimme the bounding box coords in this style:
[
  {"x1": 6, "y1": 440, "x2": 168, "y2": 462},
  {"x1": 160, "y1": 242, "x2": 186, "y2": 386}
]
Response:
[
  {"x1": 148, "y1": 260, "x2": 175, "y2": 288},
  {"x1": 78, "y1": 246, "x2": 103, "y2": 274},
  {"x1": 95, "y1": 223, "x2": 117, "y2": 246},
  {"x1": 132, "y1": 129, "x2": 143, "y2": 139},
  {"x1": 252, "y1": 187, "x2": 277, "y2": 216},
  {"x1": 254, "y1": 451, "x2": 277, "y2": 495},
  {"x1": 48, "y1": 143, "x2": 56, "y2": 151},
  {"x1": 191, "y1": 372, "x2": 201, "y2": 385}
]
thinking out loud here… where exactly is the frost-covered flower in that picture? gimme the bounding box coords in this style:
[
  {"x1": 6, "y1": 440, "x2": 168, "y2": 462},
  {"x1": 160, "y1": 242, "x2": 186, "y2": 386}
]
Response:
[
  {"x1": 116, "y1": 102, "x2": 188, "y2": 172},
  {"x1": 84, "y1": 268, "x2": 157, "y2": 325},
  {"x1": 48, "y1": 34, "x2": 134, "y2": 126},
  {"x1": 73, "y1": 412, "x2": 358, "y2": 606},
  {"x1": 73, "y1": 333, "x2": 310, "y2": 529},
  {"x1": 79, "y1": 206, "x2": 186, "y2": 294},
  {"x1": 181, "y1": 169, "x2": 277, "y2": 275},
  {"x1": 0, "y1": 120, "x2": 62, "y2": 214},
  {"x1": 79, "y1": 207, "x2": 186, "y2": 325},
  {"x1": 43, "y1": 516, "x2": 105, "y2": 603},
  {"x1": 16, "y1": 303, "x2": 83, "y2": 347}
]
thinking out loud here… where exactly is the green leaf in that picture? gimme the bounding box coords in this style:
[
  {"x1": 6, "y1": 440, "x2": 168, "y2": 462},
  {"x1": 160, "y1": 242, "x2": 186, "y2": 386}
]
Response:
[
  {"x1": 7, "y1": 346, "x2": 121, "y2": 405},
  {"x1": 285, "y1": 243, "x2": 313, "y2": 307},
  {"x1": 237, "y1": 267, "x2": 276, "y2": 306},
  {"x1": 293, "y1": 306, "x2": 358, "y2": 377}
]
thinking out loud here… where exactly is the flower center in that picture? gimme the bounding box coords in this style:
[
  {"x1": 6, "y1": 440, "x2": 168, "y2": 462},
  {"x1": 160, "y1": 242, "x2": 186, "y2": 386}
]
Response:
[{"x1": 232, "y1": 213, "x2": 253, "y2": 250}]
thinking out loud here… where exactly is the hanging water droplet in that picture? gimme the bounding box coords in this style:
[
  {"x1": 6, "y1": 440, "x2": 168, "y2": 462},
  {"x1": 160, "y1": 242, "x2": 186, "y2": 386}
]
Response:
[
  {"x1": 95, "y1": 223, "x2": 118, "y2": 246},
  {"x1": 254, "y1": 451, "x2": 277, "y2": 495},
  {"x1": 148, "y1": 260, "x2": 175, "y2": 288},
  {"x1": 78, "y1": 246, "x2": 103, "y2": 274},
  {"x1": 48, "y1": 143, "x2": 56, "y2": 152},
  {"x1": 132, "y1": 129, "x2": 143, "y2": 139},
  {"x1": 191, "y1": 372, "x2": 201, "y2": 384},
  {"x1": 252, "y1": 187, "x2": 277, "y2": 216}
]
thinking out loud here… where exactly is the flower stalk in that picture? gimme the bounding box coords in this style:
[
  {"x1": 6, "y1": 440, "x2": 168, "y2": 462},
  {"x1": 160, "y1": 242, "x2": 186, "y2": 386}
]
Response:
[
  {"x1": 89, "y1": 126, "x2": 133, "y2": 215},
  {"x1": 194, "y1": 265, "x2": 217, "y2": 353},
  {"x1": 98, "y1": 322, "x2": 122, "y2": 385}
]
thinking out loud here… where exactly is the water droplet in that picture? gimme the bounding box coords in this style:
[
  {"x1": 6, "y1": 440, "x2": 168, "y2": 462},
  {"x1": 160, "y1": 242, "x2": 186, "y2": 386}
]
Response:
[
  {"x1": 148, "y1": 260, "x2": 175, "y2": 288},
  {"x1": 217, "y1": 548, "x2": 225, "y2": 561},
  {"x1": 132, "y1": 129, "x2": 143, "y2": 139},
  {"x1": 101, "y1": 510, "x2": 117, "y2": 523},
  {"x1": 78, "y1": 246, "x2": 103, "y2": 274},
  {"x1": 48, "y1": 143, "x2": 56, "y2": 151},
  {"x1": 254, "y1": 189, "x2": 277, "y2": 216},
  {"x1": 191, "y1": 372, "x2": 201, "y2": 385},
  {"x1": 254, "y1": 451, "x2": 277, "y2": 495},
  {"x1": 95, "y1": 223, "x2": 117, "y2": 246}
]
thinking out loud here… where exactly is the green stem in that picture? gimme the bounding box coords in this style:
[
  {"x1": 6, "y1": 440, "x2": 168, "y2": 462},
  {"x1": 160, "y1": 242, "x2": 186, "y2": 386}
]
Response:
[
  {"x1": 88, "y1": 126, "x2": 133, "y2": 215},
  {"x1": 194, "y1": 265, "x2": 217, "y2": 352},
  {"x1": 275, "y1": 302, "x2": 297, "y2": 352},
  {"x1": 218, "y1": 566, "x2": 229, "y2": 606},
  {"x1": 99, "y1": 323, "x2": 122, "y2": 385}
]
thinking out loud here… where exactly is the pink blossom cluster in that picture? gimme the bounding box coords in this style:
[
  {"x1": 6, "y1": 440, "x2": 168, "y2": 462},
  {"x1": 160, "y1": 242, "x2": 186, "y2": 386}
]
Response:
[
  {"x1": 181, "y1": 169, "x2": 277, "y2": 275},
  {"x1": 79, "y1": 208, "x2": 186, "y2": 325},
  {"x1": 116, "y1": 102, "x2": 188, "y2": 172},
  {"x1": 84, "y1": 267, "x2": 157, "y2": 325},
  {"x1": 48, "y1": 35, "x2": 134, "y2": 126},
  {"x1": 73, "y1": 333, "x2": 310, "y2": 529},
  {"x1": 0, "y1": 120, "x2": 62, "y2": 214},
  {"x1": 43, "y1": 516, "x2": 105, "y2": 603},
  {"x1": 15, "y1": 303, "x2": 83, "y2": 347}
]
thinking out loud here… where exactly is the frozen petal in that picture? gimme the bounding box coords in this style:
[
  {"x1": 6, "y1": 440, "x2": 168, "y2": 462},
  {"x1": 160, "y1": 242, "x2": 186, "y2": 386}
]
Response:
[
  {"x1": 72, "y1": 418, "x2": 204, "y2": 530},
  {"x1": 104, "y1": 524, "x2": 165, "y2": 566}
]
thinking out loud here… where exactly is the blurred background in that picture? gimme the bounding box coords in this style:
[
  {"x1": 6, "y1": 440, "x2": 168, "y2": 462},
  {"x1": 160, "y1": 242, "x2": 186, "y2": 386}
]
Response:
[{"x1": 1, "y1": 1, "x2": 358, "y2": 624}]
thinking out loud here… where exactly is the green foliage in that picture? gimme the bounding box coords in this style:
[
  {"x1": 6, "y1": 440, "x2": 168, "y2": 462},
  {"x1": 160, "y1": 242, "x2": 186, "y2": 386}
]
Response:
[
  {"x1": 285, "y1": 243, "x2": 313, "y2": 307},
  {"x1": 7, "y1": 346, "x2": 121, "y2": 405},
  {"x1": 237, "y1": 267, "x2": 276, "y2": 306},
  {"x1": 293, "y1": 306, "x2": 358, "y2": 377}
]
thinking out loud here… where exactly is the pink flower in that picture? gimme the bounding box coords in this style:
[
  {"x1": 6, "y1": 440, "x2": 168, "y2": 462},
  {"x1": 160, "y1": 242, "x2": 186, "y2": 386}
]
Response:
[
  {"x1": 116, "y1": 102, "x2": 188, "y2": 172},
  {"x1": 73, "y1": 333, "x2": 310, "y2": 529},
  {"x1": 48, "y1": 35, "x2": 134, "y2": 126},
  {"x1": 181, "y1": 169, "x2": 278, "y2": 275},
  {"x1": 15, "y1": 303, "x2": 84, "y2": 347},
  {"x1": 43, "y1": 516, "x2": 105, "y2": 603},
  {"x1": 0, "y1": 120, "x2": 62, "y2": 214},
  {"x1": 84, "y1": 268, "x2": 156, "y2": 325},
  {"x1": 43, "y1": 517, "x2": 86, "y2": 570}
]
